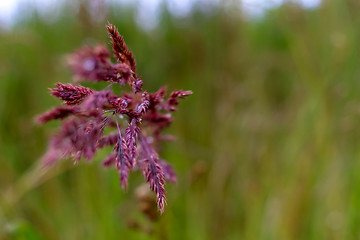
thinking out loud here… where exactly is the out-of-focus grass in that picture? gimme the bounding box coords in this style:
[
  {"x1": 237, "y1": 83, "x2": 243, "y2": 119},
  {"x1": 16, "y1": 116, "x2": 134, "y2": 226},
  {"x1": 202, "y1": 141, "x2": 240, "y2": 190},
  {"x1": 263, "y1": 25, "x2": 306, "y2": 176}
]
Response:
[{"x1": 1, "y1": 1, "x2": 360, "y2": 239}]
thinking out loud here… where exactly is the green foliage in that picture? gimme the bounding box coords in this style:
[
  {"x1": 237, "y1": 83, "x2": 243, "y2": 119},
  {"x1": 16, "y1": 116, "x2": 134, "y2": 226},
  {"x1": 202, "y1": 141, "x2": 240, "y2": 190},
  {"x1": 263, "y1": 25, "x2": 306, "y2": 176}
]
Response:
[{"x1": 1, "y1": 1, "x2": 360, "y2": 239}]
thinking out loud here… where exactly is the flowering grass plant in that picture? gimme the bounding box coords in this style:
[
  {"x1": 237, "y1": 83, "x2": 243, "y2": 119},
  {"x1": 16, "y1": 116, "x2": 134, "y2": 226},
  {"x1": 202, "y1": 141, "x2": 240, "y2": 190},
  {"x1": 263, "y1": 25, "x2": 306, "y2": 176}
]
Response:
[{"x1": 37, "y1": 23, "x2": 192, "y2": 213}]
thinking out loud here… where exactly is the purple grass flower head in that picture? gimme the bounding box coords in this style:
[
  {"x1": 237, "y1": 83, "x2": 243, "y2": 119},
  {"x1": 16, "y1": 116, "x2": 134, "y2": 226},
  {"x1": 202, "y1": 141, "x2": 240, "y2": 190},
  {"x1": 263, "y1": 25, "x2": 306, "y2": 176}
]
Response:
[
  {"x1": 136, "y1": 91, "x2": 150, "y2": 115},
  {"x1": 51, "y1": 83, "x2": 94, "y2": 105},
  {"x1": 36, "y1": 106, "x2": 80, "y2": 124},
  {"x1": 37, "y1": 23, "x2": 192, "y2": 213},
  {"x1": 165, "y1": 90, "x2": 193, "y2": 111},
  {"x1": 107, "y1": 24, "x2": 137, "y2": 73},
  {"x1": 82, "y1": 90, "x2": 116, "y2": 111},
  {"x1": 125, "y1": 118, "x2": 140, "y2": 168},
  {"x1": 97, "y1": 133, "x2": 118, "y2": 149},
  {"x1": 159, "y1": 159, "x2": 177, "y2": 183}
]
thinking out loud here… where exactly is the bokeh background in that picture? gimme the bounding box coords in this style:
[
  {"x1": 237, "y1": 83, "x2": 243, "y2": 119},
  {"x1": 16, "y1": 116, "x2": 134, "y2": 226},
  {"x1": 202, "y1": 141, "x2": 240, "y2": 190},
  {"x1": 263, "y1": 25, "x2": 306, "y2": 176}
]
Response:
[{"x1": 1, "y1": 0, "x2": 360, "y2": 239}]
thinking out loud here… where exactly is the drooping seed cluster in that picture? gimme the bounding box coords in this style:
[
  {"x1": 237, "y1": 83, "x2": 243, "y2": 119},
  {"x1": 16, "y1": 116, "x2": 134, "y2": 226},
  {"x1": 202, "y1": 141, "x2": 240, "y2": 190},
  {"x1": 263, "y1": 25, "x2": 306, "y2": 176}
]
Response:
[{"x1": 37, "y1": 23, "x2": 192, "y2": 213}]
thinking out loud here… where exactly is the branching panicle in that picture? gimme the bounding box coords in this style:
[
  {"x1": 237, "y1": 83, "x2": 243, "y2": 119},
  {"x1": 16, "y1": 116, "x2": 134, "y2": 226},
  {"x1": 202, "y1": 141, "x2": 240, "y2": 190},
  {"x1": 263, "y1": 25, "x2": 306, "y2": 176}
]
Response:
[
  {"x1": 107, "y1": 24, "x2": 136, "y2": 73},
  {"x1": 38, "y1": 23, "x2": 192, "y2": 213},
  {"x1": 114, "y1": 137, "x2": 130, "y2": 189},
  {"x1": 165, "y1": 90, "x2": 193, "y2": 111},
  {"x1": 146, "y1": 158, "x2": 166, "y2": 213},
  {"x1": 67, "y1": 45, "x2": 131, "y2": 84},
  {"x1": 51, "y1": 83, "x2": 94, "y2": 105},
  {"x1": 97, "y1": 133, "x2": 118, "y2": 148},
  {"x1": 82, "y1": 90, "x2": 114, "y2": 111},
  {"x1": 125, "y1": 118, "x2": 140, "y2": 168},
  {"x1": 138, "y1": 133, "x2": 166, "y2": 212},
  {"x1": 159, "y1": 160, "x2": 177, "y2": 183},
  {"x1": 37, "y1": 106, "x2": 79, "y2": 124}
]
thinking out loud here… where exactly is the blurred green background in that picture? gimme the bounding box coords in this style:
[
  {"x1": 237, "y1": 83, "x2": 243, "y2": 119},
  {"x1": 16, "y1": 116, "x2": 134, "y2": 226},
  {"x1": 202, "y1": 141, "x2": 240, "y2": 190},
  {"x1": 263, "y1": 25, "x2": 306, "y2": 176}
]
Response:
[{"x1": 1, "y1": 0, "x2": 360, "y2": 239}]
